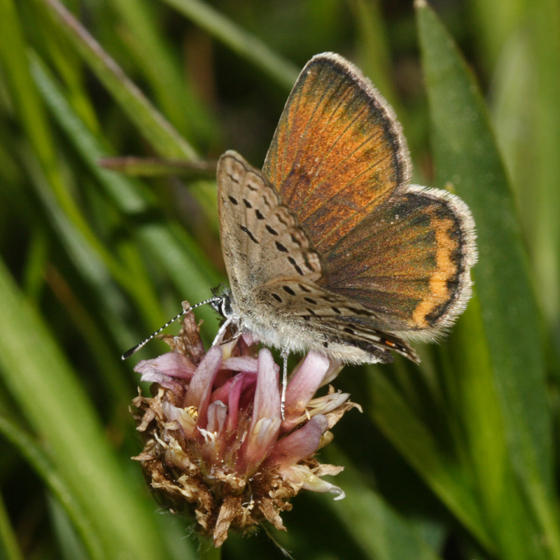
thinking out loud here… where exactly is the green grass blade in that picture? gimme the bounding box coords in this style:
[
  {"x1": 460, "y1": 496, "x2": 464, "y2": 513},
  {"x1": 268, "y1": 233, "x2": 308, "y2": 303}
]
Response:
[
  {"x1": 30, "y1": 55, "x2": 221, "y2": 338},
  {"x1": 0, "y1": 0, "x2": 149, "y2": 305},
  {"x1": 37, "y1": 0, "x2": 197, "y2": 160},
  {"x1": 161, "y1": 0, "x2": 298, "y2": 89},
  {"x1": 0, "y1": 490, "x2": 23, "y2": 560},
  {"x1": 0, "y1": 260, "x2": 167, "y2": 559},
  {"x1": 324, "y1": 448, "x2": 442, "y2": 560},
  {"x1": 416, "y1": 1, "x2": 560, "y2": 556},
  {"x1": 0, "y1": 0, "x2": 146, "y2": 338},
  {"x1": 530, "y1": 1, "x2": 560, "y2": 331},
  {"x1": 349, "y1": 0, "x2": 398, "y2": 107},
  {"x1": 48, "y1": 496, "x2": 89, "y2": 560},
  {"x1": 443, "y1": 297, "x2": 544, "y2": 559},
  {"x1": 469, "y1": 0, "x2": 527, "y2": 69},
  {"x1": 483, "y1": 1, "x2": 560, "y2": 332},
  {"x1": 110, "y1": 0, "x2": 218, "y2": 147},
  {"x1": 21, "y1": 151, "x2": 136, "y2": 349},
  {"x1": 0, "y1": 415, "x2": 104, "y2": 560},
  {"x1": 367, "y1": 369, "x2": 494, "y2": 552}
]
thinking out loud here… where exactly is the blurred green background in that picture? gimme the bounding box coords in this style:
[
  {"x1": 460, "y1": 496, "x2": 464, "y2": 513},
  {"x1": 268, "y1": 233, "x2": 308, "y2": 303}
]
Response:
[{"x1": 0, "y1": 0, "x2": 559, "y2": 558}]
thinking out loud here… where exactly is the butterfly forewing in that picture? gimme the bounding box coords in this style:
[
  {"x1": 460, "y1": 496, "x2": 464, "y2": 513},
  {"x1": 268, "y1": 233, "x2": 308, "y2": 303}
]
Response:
[
  {"x1": 263, "y1": 52, "x2": 411, "y2": 255},
  {"x1": 217, "y1": 151, "x2": 322, "y2": 303}
]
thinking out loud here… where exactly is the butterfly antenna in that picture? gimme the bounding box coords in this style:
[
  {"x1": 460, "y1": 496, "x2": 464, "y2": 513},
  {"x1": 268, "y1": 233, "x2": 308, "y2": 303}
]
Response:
[{"x1": 121, "y1": 297, "x2": 221, "y2": 360}]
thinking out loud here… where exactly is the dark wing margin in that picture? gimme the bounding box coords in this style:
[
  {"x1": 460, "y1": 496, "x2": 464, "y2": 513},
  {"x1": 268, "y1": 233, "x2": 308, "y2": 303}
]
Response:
[{"x1": 320, "y1": 185, "x2": 477, "y2": 339}]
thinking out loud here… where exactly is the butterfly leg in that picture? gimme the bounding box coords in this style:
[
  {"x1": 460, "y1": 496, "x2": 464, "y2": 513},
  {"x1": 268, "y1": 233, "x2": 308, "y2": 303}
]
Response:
[
  {"x1": 221, "y1": 330, "x2": 242, "y2": 345},
  {"x1": 212, "y1": 316, "x2": 233, "y2": 346},
  {"x1": 280, "y1": 348, "x2": 289, "y2": 420}
]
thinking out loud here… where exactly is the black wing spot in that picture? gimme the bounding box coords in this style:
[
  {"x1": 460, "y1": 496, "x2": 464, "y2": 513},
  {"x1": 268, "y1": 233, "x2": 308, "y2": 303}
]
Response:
[
  {"x1": 245, "y1": 177, "x2": 259, "y2": 192},
  {"x1": 304, "y1": 297, "x2": 316, "y2": 304},
  {"x1": 302, "y1": 315, "x2": 311, "y2": 321},
  {"x1": 343, "y1": 327, "x2": 355, "y2": 334},
  {"x1": 227, "y1": 173, "x2": 239, "y2": 184},
  {"x1": 290, "y1": 233, "x2": 302, "y2": 247},
  {"x1": 240, "y1": 225, "x2": 259, "y2": 244},
  {"x1": 272, "y1": 293, "x2": 282, "y2": 302},
  {"x1": 348, "y1": 306, "x2": 369, "y2": 316},
  {"x1": 283, "y1": 285, "x2": 296, "y2": 295},
  {"x1": 322, "y1": 341, "x2": 329, "y2": 348},
  {"x1": 306, "y1": 307, "x2": 317, "y2": 316},
  {"x1": 266, "y1": 225, "x2": 278, "y2": 236},
  {"x1": 303, "y1": 253, "x2": 320, "y2": 273},
  {"x1": 228, "y1": 195, "x2": 238, "y2": 205},
  {"x1": 299, "y1": 284, "x2": 311, "y2": 293},
  {"x1": 255, "y1": 209, "x2": 265, "y2": 220},
  {"x1": 275, "y1": 241, "x2": 288, "y2": 253},
  {"x1": 243, "y1": 198, "x2": 252, "y2": 208},
  {"x1": 332, "y1": 306, "x2": 341, "y2": 314},
  {"x1": 288, "y1": 257, "x2": 304, "y2": 276}
]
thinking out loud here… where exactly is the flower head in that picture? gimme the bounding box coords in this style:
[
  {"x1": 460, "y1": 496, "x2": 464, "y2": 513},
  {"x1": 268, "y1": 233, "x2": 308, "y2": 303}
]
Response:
[{"x1": 131, "y1": 304, "x2": 357, "y2": 546}]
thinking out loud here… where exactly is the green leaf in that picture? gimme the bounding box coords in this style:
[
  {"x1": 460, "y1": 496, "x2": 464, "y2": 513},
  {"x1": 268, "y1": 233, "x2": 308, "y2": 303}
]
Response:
[
  {"x1": 161, "y1": 0, "x2": 298, "y2": 90},
  {"x1": 0, "y1": 260, "x2": 167, "y2": 559},
  {"x1": 0, "y1": 489, "x2": 23, "y2": 560},
  {"x1": 30, "y1": 55, "x2": 221, "y2": 339},
  {"x1": 324, "y1": 448, "x2": 442, "y2": 560},
  {"x1": 0, "y1": 415, "x2": 103, "y2": 560},
  {"x1": 37, "y1": 0, "x2": 198, "y2": 160},
  {"x1": 416, "y1": 0, "x2": 560, "y2": 556}
]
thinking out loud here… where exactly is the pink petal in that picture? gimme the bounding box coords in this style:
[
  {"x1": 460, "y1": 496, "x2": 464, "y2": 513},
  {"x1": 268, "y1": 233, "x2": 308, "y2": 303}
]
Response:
[
  {"x1": 211, "y1": 371, "x2": 256, "y2": 405},
  {"x1": 240, "y1": 349, "x2": 281, "y2": 473},
  {"x1": 223, "y1": 373, "x2": 256, "y2": 432},
  {"x1": 285, "y1": 352, "x2": 330, "y2": 414},
  {"x1": 223, "y1": 356, "x2": 258, "y2": 373},
  {"x1": 137, "y1": 371, "x2": 183, "y2": 394},
  {"x1": 184, "y1": 346, "x2": 223, "y2": 424},
  {"x1": 268, "y1": 415, "x2": 328, "y2": 468},
  {"x1": 251, "y1": 349, "x2": 281, "y2": 425},
  {"x1": 134, "y1": 352, "x2": 194, "y2": 380}
]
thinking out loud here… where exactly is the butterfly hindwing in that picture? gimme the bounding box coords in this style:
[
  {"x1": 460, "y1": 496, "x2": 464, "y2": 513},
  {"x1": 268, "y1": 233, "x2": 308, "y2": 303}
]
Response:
[
  {"x1": 257, "y1": 279, "x2": 418, "y2": 363},
  {"x1": 320, "y1": 185, "x2": 477, "y2": 337}
]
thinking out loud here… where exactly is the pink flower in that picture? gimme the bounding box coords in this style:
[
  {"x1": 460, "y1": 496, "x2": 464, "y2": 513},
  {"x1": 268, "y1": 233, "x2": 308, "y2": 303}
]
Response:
[{"x1": 131, "y1": 308, "x2": 357, "y2": 546}]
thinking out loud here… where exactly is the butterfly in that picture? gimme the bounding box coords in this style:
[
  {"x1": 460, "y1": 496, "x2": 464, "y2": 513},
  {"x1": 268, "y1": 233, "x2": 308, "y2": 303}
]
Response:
[{"x1": 214, "y1": 52, "x2": 477, "y2": 366}]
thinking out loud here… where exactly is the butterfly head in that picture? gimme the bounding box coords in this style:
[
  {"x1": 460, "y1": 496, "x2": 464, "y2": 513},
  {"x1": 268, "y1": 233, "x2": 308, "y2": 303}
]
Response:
[{"x1": 210, "y1": 286, "x2": 234, "y2": 320}]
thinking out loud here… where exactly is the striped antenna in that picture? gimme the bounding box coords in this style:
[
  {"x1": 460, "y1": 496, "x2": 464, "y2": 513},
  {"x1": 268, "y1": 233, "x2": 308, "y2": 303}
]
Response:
[{"x1": 121, "y1": 297, "x2": 221, "y2": 360}]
